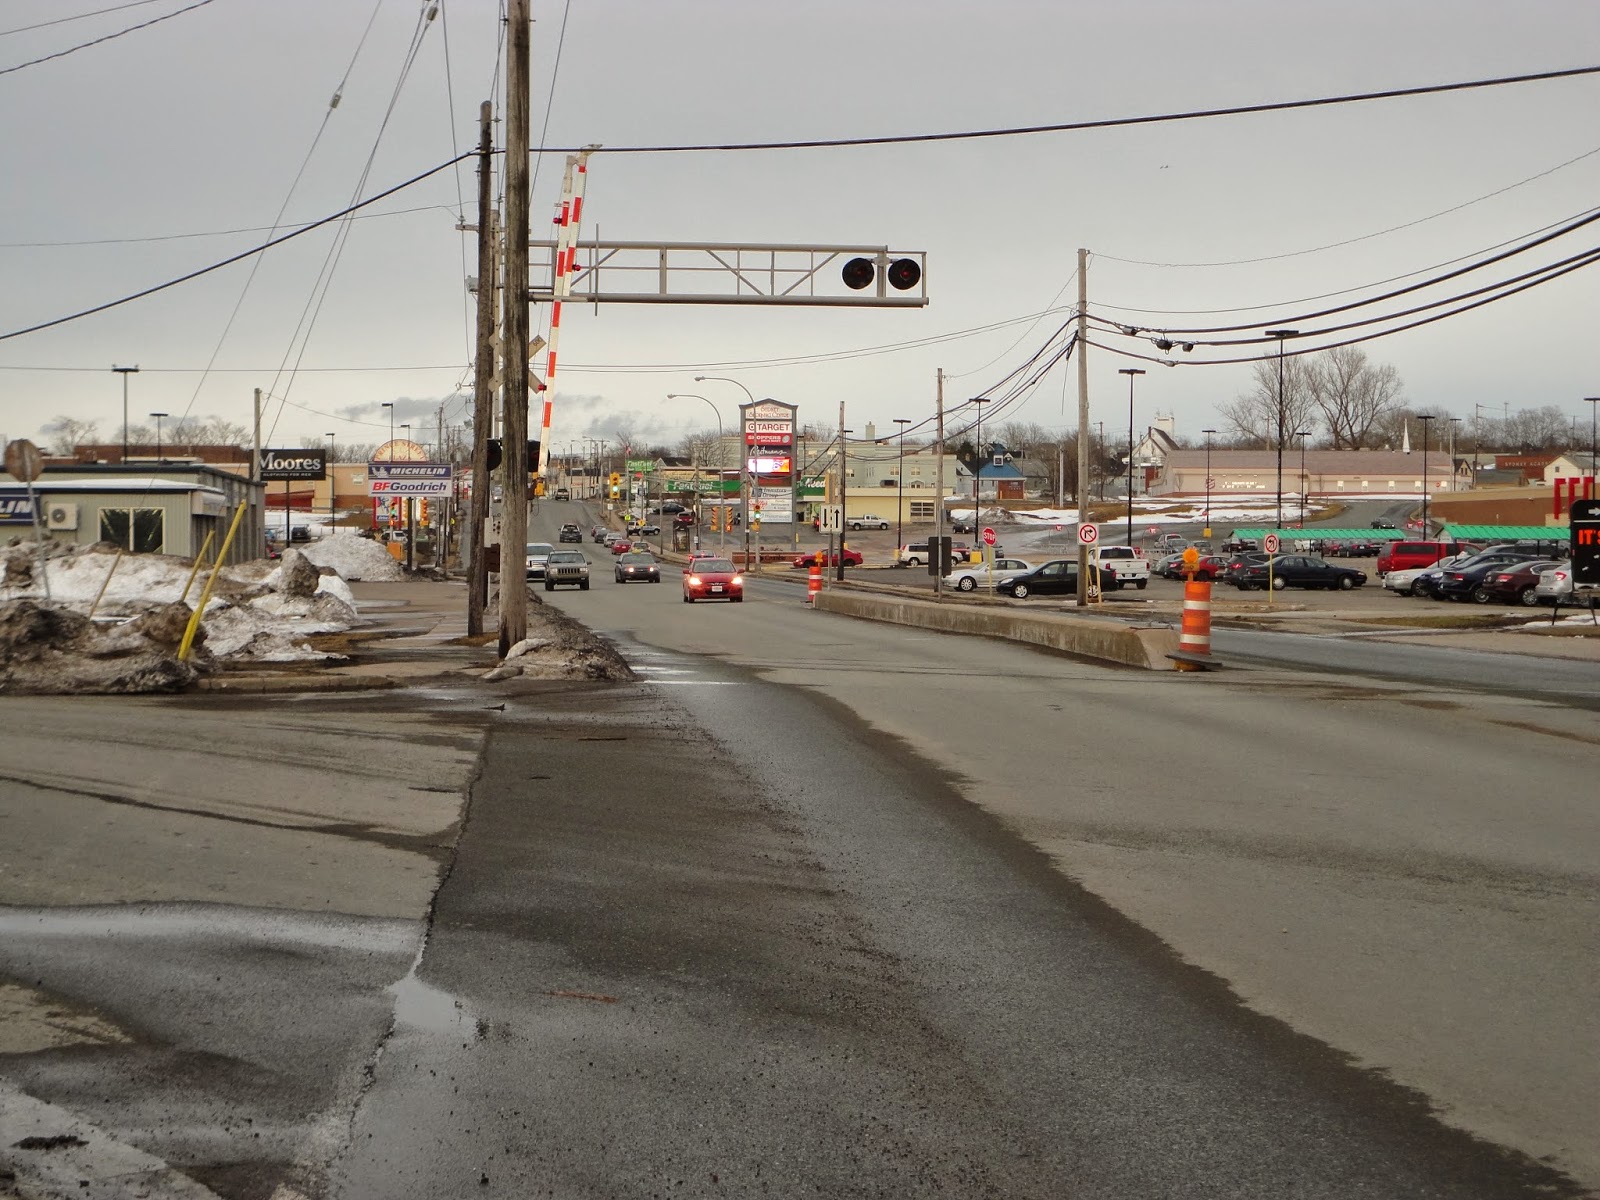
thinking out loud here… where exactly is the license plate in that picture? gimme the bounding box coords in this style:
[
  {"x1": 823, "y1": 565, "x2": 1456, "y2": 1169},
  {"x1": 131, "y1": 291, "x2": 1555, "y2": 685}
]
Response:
[{"x1": 711, "y1": 585, "x2": 723, "y2": 593}]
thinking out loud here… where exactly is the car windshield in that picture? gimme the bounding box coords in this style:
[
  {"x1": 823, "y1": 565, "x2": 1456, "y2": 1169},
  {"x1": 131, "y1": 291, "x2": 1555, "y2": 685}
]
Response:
[
  {"x1": 620, "y1": 554, "x2": 655, "y2": 564},
  {"x1": 548, "y1": 552, "x2": 583, "y2": 563},
  {"x1": 525, "y1": 543, "x2": 553, "y2": 556},
  {"x1": 694, "y1": 560, "x2": 735, "y2": 573}
]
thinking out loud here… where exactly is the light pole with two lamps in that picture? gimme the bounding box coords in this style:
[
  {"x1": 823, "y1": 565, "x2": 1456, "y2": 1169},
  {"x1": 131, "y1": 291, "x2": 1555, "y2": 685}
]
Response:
[
  {"x1": 1202, "y1": 428, "x2": 1217, "y2": 539},
  {"x1": 1264, "y1": 329, "x2": 1299, "y2": 532},
  {"x1": 1119, "y1": 368, "x2": 1145, "y2": 548},
  {"x1": 1417, "y1": 414, "x2": 1436, "y2": 538},
  {"x1": 113, "y1": 365, "x2": 140, "y2": 462},
  {"x1": 667, "y1": 393, "x2": 726, "y2": 549},
  {"x1": 696, "y1": 375, "x2": 757, "y2": 567}
]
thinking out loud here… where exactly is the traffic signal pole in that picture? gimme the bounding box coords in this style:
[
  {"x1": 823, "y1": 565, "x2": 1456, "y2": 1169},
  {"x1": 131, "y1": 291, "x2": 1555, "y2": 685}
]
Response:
[{"x1": 1076, "y1": 248, "x2": 1090, "y2": 608}]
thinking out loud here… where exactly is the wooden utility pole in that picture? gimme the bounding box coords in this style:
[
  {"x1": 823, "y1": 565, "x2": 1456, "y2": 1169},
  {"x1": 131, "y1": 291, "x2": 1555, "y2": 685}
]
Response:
[
  {"x1": 835, "y1": 399, "x2": 848, "y2": 582},
  {"x1": 499, "y1": 0, "x2": 531, "y2": 655},
  {"x1": 467, "y1": 101, "x2": 495, "y2": 635},
  {"x1": 934, "y1": 368, "x2": 945, "y2": 598},
  {"x1": 1075, "y1": 248, "x2": 1090, "y2": 607}
]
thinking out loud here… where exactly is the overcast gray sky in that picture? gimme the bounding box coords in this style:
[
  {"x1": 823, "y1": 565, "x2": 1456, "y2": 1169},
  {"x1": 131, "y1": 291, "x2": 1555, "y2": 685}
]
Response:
[{"x1": 2, "y1": 0, "x2": 1597, "y2": 459}]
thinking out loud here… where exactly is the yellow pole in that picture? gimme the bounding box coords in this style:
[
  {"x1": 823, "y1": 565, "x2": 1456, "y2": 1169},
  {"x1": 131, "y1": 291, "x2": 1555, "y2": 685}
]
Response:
[
  {"x1": 178, "y1": 502, "x2": 247, "y2": 661},
  {"x1": 179, "y1": 529, "x2": 217, "y2": 605},
  {"x1": 87, "y1": 548, "x2": 125, "y2": 620}
]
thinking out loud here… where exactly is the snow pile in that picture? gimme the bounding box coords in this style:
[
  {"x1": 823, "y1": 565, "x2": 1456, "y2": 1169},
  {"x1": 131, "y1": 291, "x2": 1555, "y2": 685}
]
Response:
[
  {"x1": 298, "y1": 532, "x2": 405, "y2": 581},
  {"x1": 0, "y1": 543, "x2": 364, "y2": 691}
]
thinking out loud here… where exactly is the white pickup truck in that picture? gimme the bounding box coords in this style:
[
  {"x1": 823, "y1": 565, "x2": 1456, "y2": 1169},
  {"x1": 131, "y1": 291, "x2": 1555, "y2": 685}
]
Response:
[
  {"x1": 848, "y1": 514, "x2": 891, "y2": 531},
  {"x1": 1095, "y1": 545, "x2": 1151, "y2": 590}
]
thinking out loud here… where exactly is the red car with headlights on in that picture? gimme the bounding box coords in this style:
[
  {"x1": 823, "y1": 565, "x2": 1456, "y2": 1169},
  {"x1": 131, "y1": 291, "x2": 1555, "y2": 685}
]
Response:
[{"x1": 682, "y1": 558, "x2": 743, "y2": 603}]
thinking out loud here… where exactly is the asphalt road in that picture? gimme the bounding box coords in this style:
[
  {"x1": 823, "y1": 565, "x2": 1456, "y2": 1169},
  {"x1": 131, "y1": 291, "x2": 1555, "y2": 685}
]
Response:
[{"x1": 0, "y1": 501, "x2": 1593, "y2": 1197}]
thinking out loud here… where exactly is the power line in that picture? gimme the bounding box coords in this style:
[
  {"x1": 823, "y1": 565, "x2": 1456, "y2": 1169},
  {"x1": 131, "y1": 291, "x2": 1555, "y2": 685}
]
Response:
[
  {"x1": 0, "y1": 204, "x2": 459, "y2": 248},
  {"x1": 525, "y1": 64, "x2": 1600, "y2": 155},
  {"x1": 0, "y1": 0, "x2": 168, "y2": 38},
  {"x1": 0, "y1": 0, "x2": 217, "y2": 78},
  {"x1": 0, "y1": 152, "x2": 473, "y2": 343}
]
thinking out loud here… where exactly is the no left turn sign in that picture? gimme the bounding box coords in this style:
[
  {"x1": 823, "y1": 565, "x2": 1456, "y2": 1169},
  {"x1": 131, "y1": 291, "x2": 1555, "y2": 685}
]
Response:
[{"x1": 1264, "y1": 533, "x2": 1281, "y2": 554}]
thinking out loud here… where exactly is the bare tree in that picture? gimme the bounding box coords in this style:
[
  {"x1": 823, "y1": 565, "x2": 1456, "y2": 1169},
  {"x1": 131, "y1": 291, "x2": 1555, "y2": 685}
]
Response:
[
  {"x1": 1501, "y1": 404, "x2": 1572, "y2": 452},
  {"x1": 40, "y1": 415, "x2": 100, "y2": 455},
  {"x1": 680, "y1": 430, "x2": 724, "y2": 470},
  {"x1": 1218, "y1": 358, "x2": 1317, "y2": 448},
  {"x1": 1307, "y1": 346, "x2": 1404, "y2": 449}
]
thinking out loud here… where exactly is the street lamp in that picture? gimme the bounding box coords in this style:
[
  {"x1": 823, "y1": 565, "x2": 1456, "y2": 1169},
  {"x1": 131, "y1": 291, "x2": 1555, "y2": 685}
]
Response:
[
  {"x1": 1264, "y1": 329, "x2": 1299, "y2": 531},
  {"x1": 1202, "y1": 428, "x2": 1217, "y2": 538},
  {"x1": 381, "y1": 402, "x2": 395, "y2": 460},
  {"x1": 696, "y1": 375, "x2": 757, "y2": 565},
  {"x1": 667, "y1": 393, "x2": 725, "y2": 549},
  {"x1": 1118, "y1": 368, "x2": 1145, "y2": 547},
  {"x1": 1417, "y1": 414, "x2": 1436, "y2": 537},
  {"x1": 149, "y1": 412, "x2": 167, "y2": 464},
  {"x1": 1294, "y1": 430, "x2": 1310, "y2": 527},
  {"x1": 894, "y1": 417, "x2": 910, "y2": 548},
  {"x1": 326, "y1": 433, "x2": 337, "y2": 533},
  {"x1": 971, "y1": 397, "x2": 989, "y2": 528},
  {"x1": 1586, "y1": 397, "x2": 1600, "y2": 481},
  {"x1": 113, "y1": 365, "x2": 139, "y2": 462}
]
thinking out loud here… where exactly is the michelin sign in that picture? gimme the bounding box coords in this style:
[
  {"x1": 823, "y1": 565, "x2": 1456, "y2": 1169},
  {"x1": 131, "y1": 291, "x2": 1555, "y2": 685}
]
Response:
[
  {"x1": 0, "y1": 494, "x2": 36, "y2": 524},
  {"x1": 367, "y1": 462, "x2": 452, "y2": 496}
]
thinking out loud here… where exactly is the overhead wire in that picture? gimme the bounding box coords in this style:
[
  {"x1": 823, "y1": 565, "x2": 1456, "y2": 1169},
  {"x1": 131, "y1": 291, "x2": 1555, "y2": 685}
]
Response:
[
  {"x1": 0, "y1": 0, "x2": 216, "y2": 78},
  {"x1": 437, "y1": 0, "x2": 475, "y2": 362},
  {"x1": 0, "y1": 0, "x2": 168, "y2": 38}
]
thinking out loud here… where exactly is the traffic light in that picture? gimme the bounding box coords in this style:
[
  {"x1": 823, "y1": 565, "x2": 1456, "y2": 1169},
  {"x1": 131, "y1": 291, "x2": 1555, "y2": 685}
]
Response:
[
  {"x1": 842, "y1": 255, "x2": 921, "y2": 292},
  {"x1": 485, "y1": 439, "x2": 542, "y2": 473}
]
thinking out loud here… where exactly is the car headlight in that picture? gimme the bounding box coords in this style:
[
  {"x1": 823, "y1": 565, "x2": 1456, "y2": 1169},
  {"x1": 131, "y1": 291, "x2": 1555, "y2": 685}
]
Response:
[
  {"x1": 687, "y1": 575, "x2": 701, "y2": 585},
  {"x1": 731, "y1": 575, "x2": 743, "y2": 586}
]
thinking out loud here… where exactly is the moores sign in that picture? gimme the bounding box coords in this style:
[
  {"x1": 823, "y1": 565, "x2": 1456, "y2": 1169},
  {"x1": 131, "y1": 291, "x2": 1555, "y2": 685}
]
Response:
[{"x1": 259, "y1": 449, "x2": 329, "y2": 481}]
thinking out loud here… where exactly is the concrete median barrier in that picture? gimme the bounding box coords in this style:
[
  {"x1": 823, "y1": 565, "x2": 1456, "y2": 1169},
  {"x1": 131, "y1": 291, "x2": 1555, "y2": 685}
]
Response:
[{"x1": 811, "y1": 590, "x2": 1180, "y2": 670}]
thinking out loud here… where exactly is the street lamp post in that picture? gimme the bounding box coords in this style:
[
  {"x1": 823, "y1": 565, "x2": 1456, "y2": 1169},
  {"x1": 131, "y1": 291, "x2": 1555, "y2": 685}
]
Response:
[
  {"x1": 401, "y1": 423, "x2": 414, "y2": 570},
  {"x1": 149, "y1": 412, "x2": 167, "y2": 464},
  {"x1": 1118, "y1": 368, "x2": 1145, "y2": 548},
  {"x1": 1264, "y1": 329, "x2": 1299, "y2": 532},
  {"x1": 696, "y1": 376, "x2": 758, "y2": 567},
  {"x1": 1202, "y1": 428, "x2": 1217, "y2": 539},
  {"x1": 1295, "y1": 430, "x2": 1310, "y2": 527},
  {"x1": 1417, "y1": 414, "x2": 1436, "y2": 537},
  {"x1": 667, "y1": 393, "x2": 725, "y2": 549},
  {"x1": 894, "y1": 417, "x2": 910, "y2": 549},
  {"x1": 1586, "y1": 397, "x2": 1600, "y2": 482},
  {"x1": 113, "y1": 365, "x2": 140, "y2": 462},
  {"x1": 326, "y1": 433, "x2": 337, "y2": 533},
  {"x1": 971, "y1": 397, "x2": 989, "y2": 533}
]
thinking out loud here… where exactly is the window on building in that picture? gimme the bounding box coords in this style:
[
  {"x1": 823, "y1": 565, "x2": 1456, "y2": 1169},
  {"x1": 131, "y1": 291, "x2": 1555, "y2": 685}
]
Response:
[
  {"x1": 909, "y1": 500, "x2": 935, "y2": 519},
  {"x1": 99, "y1": 507, "x2": 165, "y2": 553}
]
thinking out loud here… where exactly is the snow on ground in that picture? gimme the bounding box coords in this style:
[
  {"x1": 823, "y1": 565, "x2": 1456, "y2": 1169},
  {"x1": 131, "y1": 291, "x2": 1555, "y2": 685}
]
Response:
[
  {"x1": 952, "y1": 495, "x2": 1419, "y2": 531},
  {"x1": 0, "y1": 542, "x2": 363, "y2": 671},
  {"x1": 297, "y1": 532, "x2": 405, "y2": 581}
]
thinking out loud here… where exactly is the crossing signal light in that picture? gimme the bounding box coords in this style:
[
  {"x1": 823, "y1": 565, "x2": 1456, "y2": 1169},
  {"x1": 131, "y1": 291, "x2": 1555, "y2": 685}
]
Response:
[
  {"x1": 485, "y1": 439, "x2": 542, "y2": 474},
  {"x1": 842, "y1": 256, "x2": 921, "y2": 292}
]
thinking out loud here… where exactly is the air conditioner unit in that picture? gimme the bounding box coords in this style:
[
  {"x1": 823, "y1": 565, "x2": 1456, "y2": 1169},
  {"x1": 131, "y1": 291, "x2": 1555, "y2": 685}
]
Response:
[{"x1": 46, "y1": 502, "x2": 79, "y2": 531}]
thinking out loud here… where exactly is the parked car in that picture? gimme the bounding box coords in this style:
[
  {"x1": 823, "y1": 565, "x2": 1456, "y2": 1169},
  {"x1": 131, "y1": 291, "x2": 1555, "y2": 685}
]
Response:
[
  {"x1": 1095, "y1": 545, "x2": 1150, "y2": 589},
  {"x1": 1383, "y1": 553, "x2": 1474, "y2": 596},
  {"x1": 1533, "y1": 560, "x2": 1575, "y2": 606},
  {"x1": 523, "y1": 541, "x2": 554, "y2": 580},
  {"x1": 1154, "y1": 552, "x2": 1189, "y2": 580},
  {"x1": 995, "y1": 559, "x2": 1115, "y2": 599},
  {"x1": 847, "y1": 514, "x2": 891, "y2": 531},
  {"x1": 1411, "y1": 550, "x2": 1533, "y2": 600},
  {"x1": 558, "y1": 523, "x2": 582, "y2": 543},
  {"x1": 1220, "y1": 552, "x2": 1270, "y2": 585},
  {"x1": 1475, "y1": 559, "x2": 1561, "y2": 606},
  {"x1": 1191, "y1": 554, "x2": 1229, "y2": 582},
  {"x1": 542, "y1": 549, "x2": 590, "y2": 590},
  {"x1": 942, "y1": 557, "x2": 1034, "y2": 591},
  {"x1": 1433, "y1": 551, "x2": 1556, "y2": 603},
  {"x1": 1376, "y1": 540, "x2": 1465, "y2": 576},
  {"x1": 1153, "y1": 533, "x2": 1188, "y2": 553},
  {"x1": 1232, "y1": 554, "x2": 1366, "y2": 591},
  {"x1": 792, "y1": 547, "x2": 864, "y2": 569},
  {"x1": 614, "y1": 551, "x2": 661, "y2": 583},
  {"x1": 1221, "y1": 537, "x2": 1260, "y2": 554},
  {"x1": 682, "y1": 557, "x2": 743, "y2": 603}
]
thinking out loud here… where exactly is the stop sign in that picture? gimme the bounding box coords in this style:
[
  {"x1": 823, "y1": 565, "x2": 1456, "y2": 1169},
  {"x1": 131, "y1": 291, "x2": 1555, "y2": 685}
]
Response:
[{"x1": 981, "y1": 526, "x2": 997, "y2": 546}]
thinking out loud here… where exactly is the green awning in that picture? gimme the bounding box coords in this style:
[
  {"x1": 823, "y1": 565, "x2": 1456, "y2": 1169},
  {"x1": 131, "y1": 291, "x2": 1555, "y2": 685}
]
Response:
[
  {"x1": 1226, "y1": 528, "x2": 1404, "y2": 542},
  {"x1": 1437, "y1": 524, "x2": 1567, "y2": 541}
]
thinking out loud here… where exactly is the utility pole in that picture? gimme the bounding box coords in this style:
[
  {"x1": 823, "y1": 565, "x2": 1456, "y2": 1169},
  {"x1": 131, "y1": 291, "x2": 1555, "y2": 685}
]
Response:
[
  {"x1": 467, "y1": 102, "x2": 495, "y2": 634},
  {"x1": 436, "y1": 401, "x2": 446, "y2": 570},
  {"x1": 1075, "y1": 248, "x2": 1090, "y2": 606},
  {"x1": 934, "y1": 368, "x2": 945, "y2": 598},
  {"x1": 499, "y1": 0, "x2": 531, "y2": 656},
  {"x1": 252, "y1": 387, "x2": 263, "y2": 557},
  {"x1": 836, "y1": 400, "x2": 848, "y2": 582}
]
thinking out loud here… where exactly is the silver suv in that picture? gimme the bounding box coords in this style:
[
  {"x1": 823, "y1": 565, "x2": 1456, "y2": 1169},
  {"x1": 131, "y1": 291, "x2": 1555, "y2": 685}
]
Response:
[{"x1": 542, "y1": 549, "x2": 590, "y2": 591}]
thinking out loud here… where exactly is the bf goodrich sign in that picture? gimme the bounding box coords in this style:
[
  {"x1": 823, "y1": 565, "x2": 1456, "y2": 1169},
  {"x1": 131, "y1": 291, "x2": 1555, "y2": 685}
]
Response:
[{"x1": 258, "y1": 449, "x2": 329, "y2": 481}]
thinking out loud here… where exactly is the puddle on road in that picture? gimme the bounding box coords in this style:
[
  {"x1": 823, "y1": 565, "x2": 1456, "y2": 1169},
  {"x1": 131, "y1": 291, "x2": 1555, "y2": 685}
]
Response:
[{"x1": 387, "y1": 967, "x2": 479, "y2": 1041}]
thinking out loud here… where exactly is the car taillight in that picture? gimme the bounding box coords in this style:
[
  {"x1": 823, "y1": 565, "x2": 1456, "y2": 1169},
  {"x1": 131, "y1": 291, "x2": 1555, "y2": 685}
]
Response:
[{"x1": 1494, "y1": 574, "x2": 1512, "y2": 583}]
